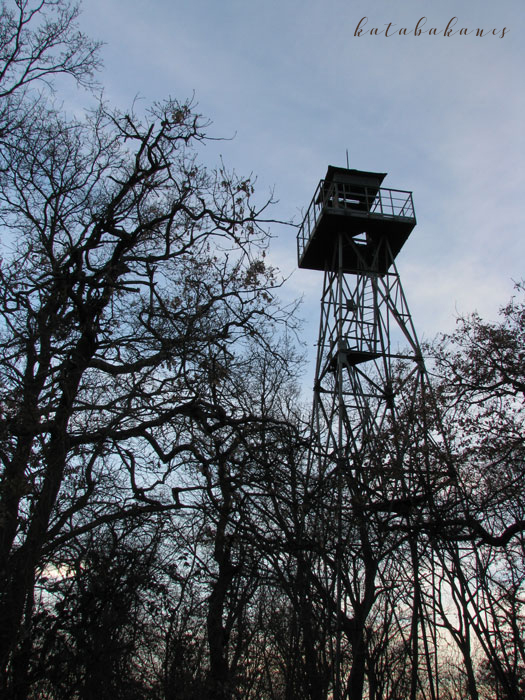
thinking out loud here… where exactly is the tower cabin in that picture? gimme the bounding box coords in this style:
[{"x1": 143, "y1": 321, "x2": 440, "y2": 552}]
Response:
[{"x1": 297, "y1": 166, "x2": 416, "y2": 275}]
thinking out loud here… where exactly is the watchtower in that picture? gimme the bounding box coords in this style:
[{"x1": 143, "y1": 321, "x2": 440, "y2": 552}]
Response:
[{"x1": 298, "y1": 166, "x2": 451, "y2": 699}]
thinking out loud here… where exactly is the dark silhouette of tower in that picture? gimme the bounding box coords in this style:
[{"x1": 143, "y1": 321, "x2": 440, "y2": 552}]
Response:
[{"x1": 298, "y1": 166, "x2": 451, "y2": 699}]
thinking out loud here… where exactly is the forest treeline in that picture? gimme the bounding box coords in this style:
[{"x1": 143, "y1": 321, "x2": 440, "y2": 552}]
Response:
[{"x1": 0, "y1": 2, "x2": 524, "y2": 699}]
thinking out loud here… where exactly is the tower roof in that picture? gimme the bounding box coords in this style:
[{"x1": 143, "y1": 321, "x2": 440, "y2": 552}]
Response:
[{"x1": 324, "y1": 166, "x2": 387, "y2": 189}]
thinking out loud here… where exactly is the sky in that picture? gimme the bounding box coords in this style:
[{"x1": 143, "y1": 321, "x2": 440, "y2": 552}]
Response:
[{"x1": 77, "y1": 0, "x2": 524, "y2": 383}]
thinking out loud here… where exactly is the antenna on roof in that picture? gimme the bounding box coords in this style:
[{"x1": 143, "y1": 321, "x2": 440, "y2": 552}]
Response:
[{"x1": 346, "y1": 149, "x2": 350, "y2": 169}]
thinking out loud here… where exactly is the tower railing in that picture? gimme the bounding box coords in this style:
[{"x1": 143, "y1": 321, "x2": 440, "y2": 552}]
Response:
[{"x1": 297, "y1": 179, "x2": 415, "y2": 264}]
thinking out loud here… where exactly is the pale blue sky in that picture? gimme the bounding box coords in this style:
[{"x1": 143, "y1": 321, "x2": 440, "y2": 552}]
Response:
[{"x1": 78, "y1": 0, "x2": 524, "y2": 377}]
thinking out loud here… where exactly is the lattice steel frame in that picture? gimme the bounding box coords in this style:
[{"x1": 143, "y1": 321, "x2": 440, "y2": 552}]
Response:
[{"x1": 306, "y1": 224, "x2": 453, "y2": 699}]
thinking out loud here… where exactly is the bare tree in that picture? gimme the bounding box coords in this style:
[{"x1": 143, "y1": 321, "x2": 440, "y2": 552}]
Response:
[
  {"x1": 0, "y1": 0, "x2": 101, "y2": 147},
  {"x1": 29, "y1": 516, "x2": 168, "y2": 700},
  {"x1": 0, "y1": 45, "x2": 295, "y2": 693}
]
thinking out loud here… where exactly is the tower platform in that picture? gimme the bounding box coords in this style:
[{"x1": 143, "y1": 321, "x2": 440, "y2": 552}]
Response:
[{"x1": 297, "y1": 166, "x2": 416, "y2": 274}]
